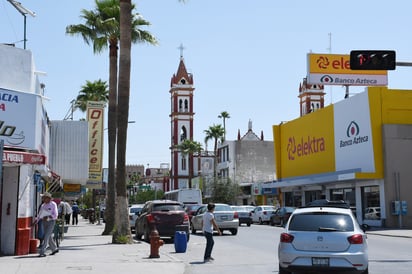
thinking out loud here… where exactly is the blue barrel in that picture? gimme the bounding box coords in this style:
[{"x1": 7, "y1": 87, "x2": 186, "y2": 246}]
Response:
[{"x1": 174, "y1": 231, "x2": 187, "y2": 253}]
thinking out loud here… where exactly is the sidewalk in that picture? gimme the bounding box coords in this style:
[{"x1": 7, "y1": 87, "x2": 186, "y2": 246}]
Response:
[
  {"x1": 1, "y1": 219, "x2": 411, "y2": 274},
  {"x1": 0, "y1": 218, "x2": 186, "y2": 274}
]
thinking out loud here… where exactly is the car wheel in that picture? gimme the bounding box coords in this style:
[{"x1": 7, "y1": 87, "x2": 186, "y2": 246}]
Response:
[
  {"x1": 259, "y1": 218, "x2": 263, "y2": 225},
  {"x1": 278, "y1": 264, "x2": 291, "y2": 274},
  {"x1": 230, "y1": 228, "x2": 238, "y2": 235},
  {"x1": 362, "y1": 267, "x2": 369, "y2": 274},
  {"x1": 247, "y1": 222, "x2": 251, "y2": 227}
]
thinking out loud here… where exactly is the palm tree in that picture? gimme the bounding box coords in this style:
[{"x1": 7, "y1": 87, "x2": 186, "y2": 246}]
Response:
[
  {"x1": 218, "y1": 111, "x2": 230, "y2": 141},
  {"x1": 176, "y1": 139, "x2": 202, "y2": 188},
  {"x1": 66, "y1": 0, "x2": 157, "y2": 239},
  {"x1": 204, "y1": 124, "x2": 225, "y2": 178},
  {"x1": 75, "y1": 79, "x2": 109, "y2": 111}
]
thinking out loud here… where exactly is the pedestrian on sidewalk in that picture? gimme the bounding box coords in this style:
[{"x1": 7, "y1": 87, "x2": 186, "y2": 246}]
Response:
[
  {"x1": 202, "y1": 203, "x2": 221, "y2": 263},
  {"x1": 72, "y1": 202, "x2": 80, "y2": 225},
  {"x1": 34, "y1": 192, "x2": 59, "y2": 257}
]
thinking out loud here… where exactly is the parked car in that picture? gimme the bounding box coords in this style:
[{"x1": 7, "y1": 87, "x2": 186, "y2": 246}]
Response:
[
  {"x1": 278, "y1": 200, "x2": 369, "y2": 274},
  {"x1": 364, "y1": 207, "x2": 380, "y2": 220},
  {"x1": 185, "y1": 204, "x2": 204, "y2": 222},
  {"x1": 251, "y1": 205, "x2": 277, "y2": 224},
  {"x1": 129, "y1": 204, "x2": 144, "y2": 231},
  {"x1": 270, "y1": 207, "x2": 296, "y2": 227},
  {"x1": 191, "y1": 203, "x2": 239, "y2": 235},
  {"x1": 134, "y1": 200, "x2": 190, "y2": 242},
  {"x1": 231, "y1": 205, "x2": 253, "y2": 226}
]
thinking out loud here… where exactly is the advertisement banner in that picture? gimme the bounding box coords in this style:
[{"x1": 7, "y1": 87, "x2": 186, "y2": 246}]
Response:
[
  {"x1": 0, "y1": 89, "x2": 37, "y2": 150},
  {"x1": 279, "y1": 106, "x2": 335, "y2": 178},
  {"x1": 86, "y1": 101, "x2": 105, "y2": 186},
  {"x1": 307, "y1": 53, "x2": 388, "y2": 86},
  {"x1": 334, "y1": 91, "x2": 375, "y2": 172}
]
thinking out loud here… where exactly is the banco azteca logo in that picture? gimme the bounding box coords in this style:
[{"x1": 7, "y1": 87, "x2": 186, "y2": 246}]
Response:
[
  {"x1": 316, "y1": 56, "x2": 330, "y2": 69},
  {"x1": 287, "y1": 137, "x2": 296, "y2": 160},
  {"x1": 346, "y1": 121, "x2": 360, "y2": 137},
  {"x1": 320, "y1": 75, "x2": 333, "y2": 83}
]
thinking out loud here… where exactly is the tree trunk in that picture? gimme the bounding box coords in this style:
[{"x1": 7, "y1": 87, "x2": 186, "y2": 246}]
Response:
[
  {"x1": 102, "y1": 40, "x2": 118, "y2": 235},
  {"x1": 113, "y1": 0, "x2": 132, "y2": 244}
]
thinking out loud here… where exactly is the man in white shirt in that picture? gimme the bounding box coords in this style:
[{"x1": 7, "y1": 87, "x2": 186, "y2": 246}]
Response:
[{"x1": 202, "y1": 203, "x2": 221, "y2": 263}]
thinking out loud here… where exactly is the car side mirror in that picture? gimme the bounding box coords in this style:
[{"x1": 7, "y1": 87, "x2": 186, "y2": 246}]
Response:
[{"x1": 361, "y1": 224, "x2": 369, "y2": 232}]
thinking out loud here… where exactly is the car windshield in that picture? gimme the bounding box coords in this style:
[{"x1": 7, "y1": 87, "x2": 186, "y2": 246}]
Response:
[
  {"x1": 130, "y1": 207, "x2": 142, "y2": 214},
  {"x1": 153, "y1": 204, "x2": 184, "y2": 211},
  {"x1": 289, "y1": 212, "x2": 354, "y2": 232}
]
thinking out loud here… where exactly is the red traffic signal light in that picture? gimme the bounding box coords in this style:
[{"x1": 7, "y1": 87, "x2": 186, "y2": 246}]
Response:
[{"x1": 350, "y1": 50, "x2": 396, "y2": 70}]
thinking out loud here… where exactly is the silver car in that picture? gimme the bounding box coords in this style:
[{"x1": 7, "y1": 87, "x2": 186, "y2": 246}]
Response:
[
  {"x1": 278, "y1": 200, "x2": 369, "y2": 274},
  {"x1": 191, "y1": 203, "x2": 239, "y2": 235}
]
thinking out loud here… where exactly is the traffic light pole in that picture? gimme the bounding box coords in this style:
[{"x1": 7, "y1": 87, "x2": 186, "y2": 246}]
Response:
[{"x1": 396, "y1": 62, "x2": 412, "y2": 67}]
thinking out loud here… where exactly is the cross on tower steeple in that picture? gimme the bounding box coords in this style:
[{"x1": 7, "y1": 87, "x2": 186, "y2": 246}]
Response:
[{"x1": 178, "y1": 43, "x2": 185, "y2": 58}]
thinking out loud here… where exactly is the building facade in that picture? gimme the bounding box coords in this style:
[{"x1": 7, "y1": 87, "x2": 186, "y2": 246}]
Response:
[{"x1": 270, "y1": 87, "x2": 412, "y2": 228}]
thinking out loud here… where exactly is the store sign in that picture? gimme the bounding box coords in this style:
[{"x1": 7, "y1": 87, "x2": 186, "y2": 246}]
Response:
[
  {"x1": 3, "y1": 150, "x2": 45, "y2": 164},
  {"x1": 307, "y1": 53, "x2": 388, "y2": 86}
]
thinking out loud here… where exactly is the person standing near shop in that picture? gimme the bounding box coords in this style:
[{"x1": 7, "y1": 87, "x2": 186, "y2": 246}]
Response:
[
  {"x1": 202, "y1": 203, "x2": 221, "y2": 263},
  {"x1": 63, "y1": 200, "x2": 73, "y2": 225},
  {"x1": 71, "y1": 202, "x2": 80, "y2": 225},
  {"x1": 34, "y1": 192, "x2": 59, "y2": 257}
]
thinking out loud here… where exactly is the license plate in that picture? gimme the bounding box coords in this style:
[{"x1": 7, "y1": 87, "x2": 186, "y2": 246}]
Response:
[
  {"x1": 312, "y1": 257, "x2": 329, "y2": 267},
  {"x1": 220, "y1": 216, "x2": 228, "y2": 220}
]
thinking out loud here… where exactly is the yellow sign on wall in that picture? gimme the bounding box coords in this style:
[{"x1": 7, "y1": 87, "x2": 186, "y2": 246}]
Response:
[{"x1": 277, "y1": 106, "x2": 335, "y2": 178}]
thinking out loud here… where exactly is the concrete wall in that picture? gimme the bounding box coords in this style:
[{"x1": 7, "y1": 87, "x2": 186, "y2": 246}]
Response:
[{"x1": 382, "y1": 124, "x2": 412, "y2": 228}]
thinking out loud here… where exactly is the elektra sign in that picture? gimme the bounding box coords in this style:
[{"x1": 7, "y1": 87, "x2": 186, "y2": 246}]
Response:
[{"x1": 287, "y1": 136, "x2": 325, "y2": 160}]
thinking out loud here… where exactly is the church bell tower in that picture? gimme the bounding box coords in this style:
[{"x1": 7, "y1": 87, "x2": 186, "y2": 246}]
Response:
[{"x1": 169, "y1": 47, "x2": 195, "y2": 190}]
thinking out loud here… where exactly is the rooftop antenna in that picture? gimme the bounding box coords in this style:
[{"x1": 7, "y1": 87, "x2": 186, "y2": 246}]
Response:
[{"x1": 7, "y1": 0, "x2": 36, "y2": 49}]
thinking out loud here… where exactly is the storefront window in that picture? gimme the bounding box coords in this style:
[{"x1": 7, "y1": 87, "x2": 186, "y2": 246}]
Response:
[
  {"x1": 361, "y1": 186, "x2": 381, "y2": 220},
  {"x1": 330, "y1": 188, "x2": 355, "y2": 207}
]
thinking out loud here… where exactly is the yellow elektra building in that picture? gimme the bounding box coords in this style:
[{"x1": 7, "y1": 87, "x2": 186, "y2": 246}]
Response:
[{"x1": 272, "y1": 87, "x2": 412, "y2": 228}]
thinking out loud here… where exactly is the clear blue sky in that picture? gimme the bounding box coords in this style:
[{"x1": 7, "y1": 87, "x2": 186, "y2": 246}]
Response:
[{"x1": 2, "y1": 0, "x2": 411, "y2": 168}]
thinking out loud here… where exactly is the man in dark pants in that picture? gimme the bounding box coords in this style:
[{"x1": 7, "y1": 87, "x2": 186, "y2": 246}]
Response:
[{"x1": 202, "y1": 203, "x2": 221, "y2": 263}]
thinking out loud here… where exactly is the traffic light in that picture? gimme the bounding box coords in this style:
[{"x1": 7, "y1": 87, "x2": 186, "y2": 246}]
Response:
[{"x1": 350, "y1": 50, "x2": 396, "y2": 70}]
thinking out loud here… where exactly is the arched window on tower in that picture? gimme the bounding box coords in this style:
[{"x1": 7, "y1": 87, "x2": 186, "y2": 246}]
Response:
[
  {"x1": 179, "y1": 99, "x2": 183, "y2": 112},
  {"x1": 181, "y1": 156, "x2": 187, "y2": 171},
  {"x1": 180, "y1": 126, "x2": 187, "y2": 141},
  {"x1": 184, "y1": 99, "x2": 189, "y2": 112}
]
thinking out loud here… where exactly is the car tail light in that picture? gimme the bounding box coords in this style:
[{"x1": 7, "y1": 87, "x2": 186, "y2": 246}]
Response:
[
  {"x1": 234, "y1": 211, "x2": 238, "y2": 219},
  {"x1": 263, "y1": 211, "x2": 267, "y2": 215},
  {"x1": 348, "y1": 234, "x2": 364, "y2": 244},
  {"x1": 146, "y1": 214, "x2": 155, "y2": 223},
  {"x1": 280, "y1": 233, "x2": 294, "y2": 243},
  {"x1": 184, "y1": 213, "x2": 189, "y2": 222}
]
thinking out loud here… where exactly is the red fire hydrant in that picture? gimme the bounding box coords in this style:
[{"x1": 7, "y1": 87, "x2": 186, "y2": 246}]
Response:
[{"x1": 149, "y1": 226, "x2": 164, "y2": 258}]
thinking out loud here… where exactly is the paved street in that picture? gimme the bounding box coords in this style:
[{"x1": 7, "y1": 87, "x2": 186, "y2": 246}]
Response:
[{"x1": 1, "y1": 218, "x2": 412, "y2": 274}]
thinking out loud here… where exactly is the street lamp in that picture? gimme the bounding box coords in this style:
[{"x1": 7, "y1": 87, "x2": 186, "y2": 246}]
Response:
[{"x1": 7, "y1": 0, "x2": 36, "y2": 49}]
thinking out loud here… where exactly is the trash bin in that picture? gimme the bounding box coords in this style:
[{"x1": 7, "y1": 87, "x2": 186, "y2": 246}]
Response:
[{"x1": 174, "y1": 231, "x2": 187, "y2": 253}]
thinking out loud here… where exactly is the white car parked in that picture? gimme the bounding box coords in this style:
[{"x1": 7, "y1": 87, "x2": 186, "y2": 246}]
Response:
[{"x1": 251, "y1": 205, "x2": 277, "y2": 224}]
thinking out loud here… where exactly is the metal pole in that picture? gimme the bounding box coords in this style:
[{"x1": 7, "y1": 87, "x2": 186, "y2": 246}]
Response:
[{"x1": 23, "y1": 14, "x2": 27, "y2": 49}]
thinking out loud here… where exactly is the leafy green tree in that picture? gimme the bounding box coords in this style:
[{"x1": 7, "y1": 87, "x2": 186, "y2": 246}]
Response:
[
  {"x1": 218, "y1": 111, "x2": 230, "y2": 142},
  {"x1": 66, "y1": 0, "x2": 157, "y2": 240},
  {"x1": 204, "y1": 124, "x2": 225, "y2": 178},
  {"x1": 176, "y1": 139, "x2": 202, "y2": 188},
  {"x1": 210, "y1": 177, "x2": 240, "y2": 204},
  {"x1": 75, "y1": 79, "x2": 109, "y2": 111}
]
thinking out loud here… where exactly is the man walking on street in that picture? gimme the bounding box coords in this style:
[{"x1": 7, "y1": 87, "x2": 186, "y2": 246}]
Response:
[
  {"x1": 202, "y1": 203, "x2": 221, "y2": 263},
  {"x1": 34, "y1": 192, "x2": 59, "y2": 257}
]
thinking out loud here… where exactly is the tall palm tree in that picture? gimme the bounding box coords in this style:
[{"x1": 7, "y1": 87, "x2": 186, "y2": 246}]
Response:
[
  {"x1": 75, "y1": 79, "x2": 109, "y2": 112},
  {"x1": 66, "y1": 0, "x2": 157, "y2": 239},
  {"x1": 204, "y1": 124, "x2": 225, "y2": 179},
  {"x1": 176, "y1": 139, "x2": 202, "y2": 188},
  {"x1": 218, "y1": 111, "x2": 230, "y2": 141}
]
